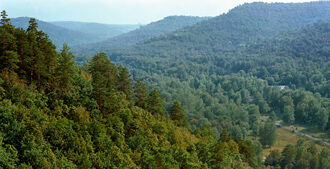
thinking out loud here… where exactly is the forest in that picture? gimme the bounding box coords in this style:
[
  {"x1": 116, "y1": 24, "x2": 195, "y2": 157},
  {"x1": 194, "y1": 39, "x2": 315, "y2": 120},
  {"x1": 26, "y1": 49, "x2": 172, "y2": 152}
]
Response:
[
  {"x1": 76, "y1": 2, "x2": 330, "y2": 138},
  {"x1": 1, "y1": 1, "x2": 330, "y2": 169},
  {"x1": 0, "y1": 10, "x2": 265, "y2": 169}
]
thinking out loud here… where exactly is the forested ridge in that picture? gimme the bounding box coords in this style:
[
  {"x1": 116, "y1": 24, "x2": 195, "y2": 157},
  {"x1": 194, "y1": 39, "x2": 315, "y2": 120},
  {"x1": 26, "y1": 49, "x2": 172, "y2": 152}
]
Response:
[
  {"x1": 73, "y1": 16, "x2": 210, "y2": 61},
  {"x1": 72, "y1": 3, "x2": 330, "y2": 169},
  {"x1": 11, "y1": 17, "x2": 139, "y2": 48},
  {"x1": 0, "y1": 11, "x2": 266, "y2": 169},
  {"x1": 80, "y1": 2, "x2": 330, "y2": 137},
  {"x1": 1, "y1": 2, "x2": 330, "y2": 169}
]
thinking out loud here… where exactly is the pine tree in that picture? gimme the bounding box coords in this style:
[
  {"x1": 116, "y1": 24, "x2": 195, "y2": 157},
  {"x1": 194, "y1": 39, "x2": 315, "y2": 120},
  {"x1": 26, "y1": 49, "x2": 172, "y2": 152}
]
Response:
[
  {"x1": 0, "y1": 10, "x2": 14, "y2": 31},
  {"x1": 170, "y1": 101, "x2": 188, "y2": 127},
  {"x1": 89, "y1": 53, "x2": 118, "y2": 111},
  {"x1": 0, "y1": 11, "x2": 18, "y2": 72},
  {"x1": 134, "y1": 79, "x2": 148, "y2": 109},
  {"x1": 56, "y1": 44, "x2": 75, "y2": 91},
  {"x1": 118, "y1": 65, "x2": 133, "y2": 99},
  {"x1": 146, "y1": 89, "x2": 166, "y2": 117}
]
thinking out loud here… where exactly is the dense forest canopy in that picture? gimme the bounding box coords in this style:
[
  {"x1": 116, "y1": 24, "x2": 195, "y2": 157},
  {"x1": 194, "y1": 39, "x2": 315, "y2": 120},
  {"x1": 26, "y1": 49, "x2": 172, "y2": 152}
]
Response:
[
  {"x1": 0, "y1": 10, "x2": 269, "y2": 169},
  {"x1": 73, "y1": 16, "x2": 210, "y2": 59},
  {"x1": 73, "y1": 2, "x2": 330, "y2": 139},
  {"x1": 1, "y1": 1, "x2": 330, "y2": 169}
]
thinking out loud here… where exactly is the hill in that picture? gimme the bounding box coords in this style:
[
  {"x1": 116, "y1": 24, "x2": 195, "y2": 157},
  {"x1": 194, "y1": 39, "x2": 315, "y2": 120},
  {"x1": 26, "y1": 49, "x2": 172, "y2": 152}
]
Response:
[
  {"x1": 0, "y1": 11, "x2": 264, "y2": 169},
  {"x1": 73, "y1": 16, "x2": 210, "y2": 57},
  {"x1": 11, "y1": 17, "x2": 97, "y2": 48},
  {"x1": 51, "y1": 21, "x2": 139, "y2": 40},
  {"x1": 105, "y1": 2, "x2": 330, "y2": 60},
  {"x1": 85, "y1": 2, "x2": 330, "y2": 139},
  {"x1": 11, "y1": 18, "x2": 139, "y2": 48}
]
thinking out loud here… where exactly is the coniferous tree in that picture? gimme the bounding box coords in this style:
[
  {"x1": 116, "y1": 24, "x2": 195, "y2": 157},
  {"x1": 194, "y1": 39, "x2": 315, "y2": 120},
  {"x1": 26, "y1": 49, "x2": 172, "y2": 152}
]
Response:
[
  {"x1": 170, "y1": 101, "x2": 188, "y2": 127},
  {"x1": 134, "y1": 79, "x2": 148, "y2": 109},
  {"x1": 55, "y1": 44, "x2": 75, "y2": 98},
  {"x1": 0, "y1": 11, "x2": 18, "y2": 72},
  {"x1": 89, "y1": 52, "x2": 118, "y2": 111},
  {"x1": 146, "y1": 89, "x2": 166, "y2": 117},
  {"x1": 118, "y1": 65, "x2": 133, "y2": 99}
]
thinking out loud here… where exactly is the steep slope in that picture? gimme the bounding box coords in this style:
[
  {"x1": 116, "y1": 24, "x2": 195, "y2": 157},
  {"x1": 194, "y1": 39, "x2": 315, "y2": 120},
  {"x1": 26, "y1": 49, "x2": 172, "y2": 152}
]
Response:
[
  {"x1": 73, "y1": 16, "x2": 210, "y2": 57},
  {"x1": 245, "y1": 21, "x2": 330, "y2": 61},
  {"x1": 0, "y1": 14, "x2": 263, "y2": 169},
  {"x1": 51, "y1": 21, "x2": 140, "y2": 40}
]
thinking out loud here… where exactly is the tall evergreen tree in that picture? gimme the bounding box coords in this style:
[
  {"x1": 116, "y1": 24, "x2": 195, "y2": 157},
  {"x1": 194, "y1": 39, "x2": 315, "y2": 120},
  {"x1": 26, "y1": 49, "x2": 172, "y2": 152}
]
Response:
[
  {"x1": 134, "y1": 79, "x2": 148, "y2": 109},
  {"x1": 118, "y1": 65, "x2": 133, "y2": 99},
  {"x1": 170, "y1": 101, "x2": 188, "y2": 127},
  {"x1": 0, "y1": 11, "x2": 18, "y2": 72},
  {"x1": 89, "y1": 53, "x2": 118, "y2": 111},
  {"x1": 55, "y1": 44, "x2": 75, "y2": 92},
  {"x1": 146, "y1": 89, "x2": 166, "y2": 117}
]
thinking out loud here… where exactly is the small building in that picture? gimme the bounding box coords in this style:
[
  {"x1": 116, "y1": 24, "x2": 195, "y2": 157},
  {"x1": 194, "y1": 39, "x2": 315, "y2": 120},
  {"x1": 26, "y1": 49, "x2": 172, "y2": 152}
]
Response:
[{"x1": 278, "y1": 85, "x2": 288, "y2": 90}]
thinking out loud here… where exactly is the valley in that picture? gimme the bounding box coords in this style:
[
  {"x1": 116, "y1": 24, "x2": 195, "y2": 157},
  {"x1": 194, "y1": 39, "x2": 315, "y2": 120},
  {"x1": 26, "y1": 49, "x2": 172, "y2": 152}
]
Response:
[{"x1": 0, "y1": 1, "x2": 329, "y2": 168}]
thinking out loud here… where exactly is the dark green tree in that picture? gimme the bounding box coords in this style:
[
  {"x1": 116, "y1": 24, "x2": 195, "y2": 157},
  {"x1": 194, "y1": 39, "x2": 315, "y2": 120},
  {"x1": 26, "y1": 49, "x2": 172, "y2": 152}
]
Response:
[
  {"x1": 146, "y1": 89, "x2": 166, "y2": 117},
  {"x1": 259, "y1": 119, "x2": 276, "y2": 147},
  {"x1": 56, "y1": 44, "x2": 75, "y2": 90},
  {"x1": 118, "y1": 65, "x2": 133, "y2": 99},
  {"x1": 134, "y1": 79, "x2": 148, "y2": 109},
  {"x1": 170, "y1": 101, "x2": 188, "y2": 127},
  {"x1": 89, "y1": 52, "x2": 118, "y2": 111}
]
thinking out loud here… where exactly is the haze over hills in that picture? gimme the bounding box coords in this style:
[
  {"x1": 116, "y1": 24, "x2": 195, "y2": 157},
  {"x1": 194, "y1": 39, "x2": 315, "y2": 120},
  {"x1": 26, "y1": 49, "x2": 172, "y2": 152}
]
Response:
[
  {"x1": 80, "y1": 2, "x2": 330, "y2": 139},
  {"x1": 1, "y1": 1, "x2": 330, "y2": 168},
  {"x1": 11, "y1": 17, "x2": 140, "y2": 48},
  {"x1": 107, "y1": 2, "x2": 330, "y2": 58},
  {"x1": 51, "y1": 21, "x2": 140, "y2": 40},
  {"x1": 73, "y1": 16, "x2": 210, "y2": 57}
]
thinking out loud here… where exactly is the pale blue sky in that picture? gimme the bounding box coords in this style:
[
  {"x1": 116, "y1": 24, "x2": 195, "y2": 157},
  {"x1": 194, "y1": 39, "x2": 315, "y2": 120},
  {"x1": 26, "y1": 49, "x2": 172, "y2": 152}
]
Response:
[{"x1": 0, "y1": 0, "x2": 318, "y2": 24}]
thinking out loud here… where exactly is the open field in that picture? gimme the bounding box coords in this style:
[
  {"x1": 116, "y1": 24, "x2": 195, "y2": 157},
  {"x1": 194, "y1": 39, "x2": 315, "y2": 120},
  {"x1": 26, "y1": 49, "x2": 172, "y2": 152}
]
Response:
[{"x1": 263, "y1": 127, "x2": 329, "y2": 158}]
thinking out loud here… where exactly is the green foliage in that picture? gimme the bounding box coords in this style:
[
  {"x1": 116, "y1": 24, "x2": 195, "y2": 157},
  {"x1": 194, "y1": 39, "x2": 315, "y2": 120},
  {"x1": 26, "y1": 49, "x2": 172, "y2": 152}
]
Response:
[
  {"x1": 0, "y1": 13, "x2": 260, "y2": 168},
  {"x1": 73, "y1": 16, "x2": 210, "y2": 59},
  {"x1": 72, "y1": 2, "x2": 330, "y2": 139},
  {"x1": 259, "y1": 119, "x2": 276, "y2": 147},
  {"x1": 170, "y1": 101, "x2": 188, "y2": 127},
  {"x1": 146, "y1": 89, "x2": 166, "y2": 117}
]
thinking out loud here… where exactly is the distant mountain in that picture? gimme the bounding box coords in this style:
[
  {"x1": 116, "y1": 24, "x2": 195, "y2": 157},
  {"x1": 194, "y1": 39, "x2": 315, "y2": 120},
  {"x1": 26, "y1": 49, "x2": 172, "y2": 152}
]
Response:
[
  {"x1": 11, "y1": 17, "x2": 96, "y2": 48},
  {"x1": 51, "y1": 21, "x2": 140, "y2": 40},
  {"x1": 106, "y1": 1, "x2": 330, "y2": 61},
  {"x1": 87, "y1": 2, "x2": 330, "y2": 113},
  {"x1": 73, "y1": 16, "x2": 210, "y2": 57},
  {"x1": 11, "y1": 18, "x2": 139, "y2": 49}
]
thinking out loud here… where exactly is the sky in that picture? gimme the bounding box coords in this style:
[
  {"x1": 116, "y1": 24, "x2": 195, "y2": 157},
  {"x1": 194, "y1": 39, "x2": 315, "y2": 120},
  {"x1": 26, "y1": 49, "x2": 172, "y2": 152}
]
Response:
[{"x1": 0, "y1": 0, "x2": 318, "y2": 24}]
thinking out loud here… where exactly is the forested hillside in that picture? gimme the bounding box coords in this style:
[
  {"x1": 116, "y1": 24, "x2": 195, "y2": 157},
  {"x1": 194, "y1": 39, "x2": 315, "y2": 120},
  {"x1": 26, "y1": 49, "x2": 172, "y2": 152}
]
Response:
[
  {"x1": 11, "y1": 18, "x2": 138, "y2": 48},
  {"x1": 2, "y1": 1, "x2": 330, "y2": 169},
  {"x1": 77, "y1": 2, "x2": 330, "y2": 143},
  {"x1": 73, "y1": 16, "x2": 210, "y2": 59},
  {"x1": 0, "y1": 11, "x2": 271, "y2": 169},
  {"x1": 51, "y1": 21, "x2": 139, "y2": 41}
]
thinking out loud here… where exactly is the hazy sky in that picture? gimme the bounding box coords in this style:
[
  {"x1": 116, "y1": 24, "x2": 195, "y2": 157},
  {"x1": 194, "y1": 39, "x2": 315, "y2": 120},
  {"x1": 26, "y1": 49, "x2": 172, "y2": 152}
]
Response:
[{"x1": 0, "y1": 0, "x2": 318, "y2": 24}]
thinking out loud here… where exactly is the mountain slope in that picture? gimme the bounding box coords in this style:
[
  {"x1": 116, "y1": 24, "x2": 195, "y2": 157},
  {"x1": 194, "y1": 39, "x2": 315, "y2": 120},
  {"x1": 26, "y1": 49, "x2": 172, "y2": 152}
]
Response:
[
  {"x1": 11, "y1": 17, "x2": 98, "y2": 48},
  {"x1": 0, "y1": 14, "x2": 263, "y2": 168},
  {"x1": 105, "y1": 1, "x2": 330, "y2": 61},
  {"x1": 83, "y1": 2, "x2": 330, "y2": 138},
  {"x1": 51, "y1": 21, "x2": 139, "y2": 40},
  {"x1": 73, "y1": 16, "x2": 210, "y2": 57}
]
